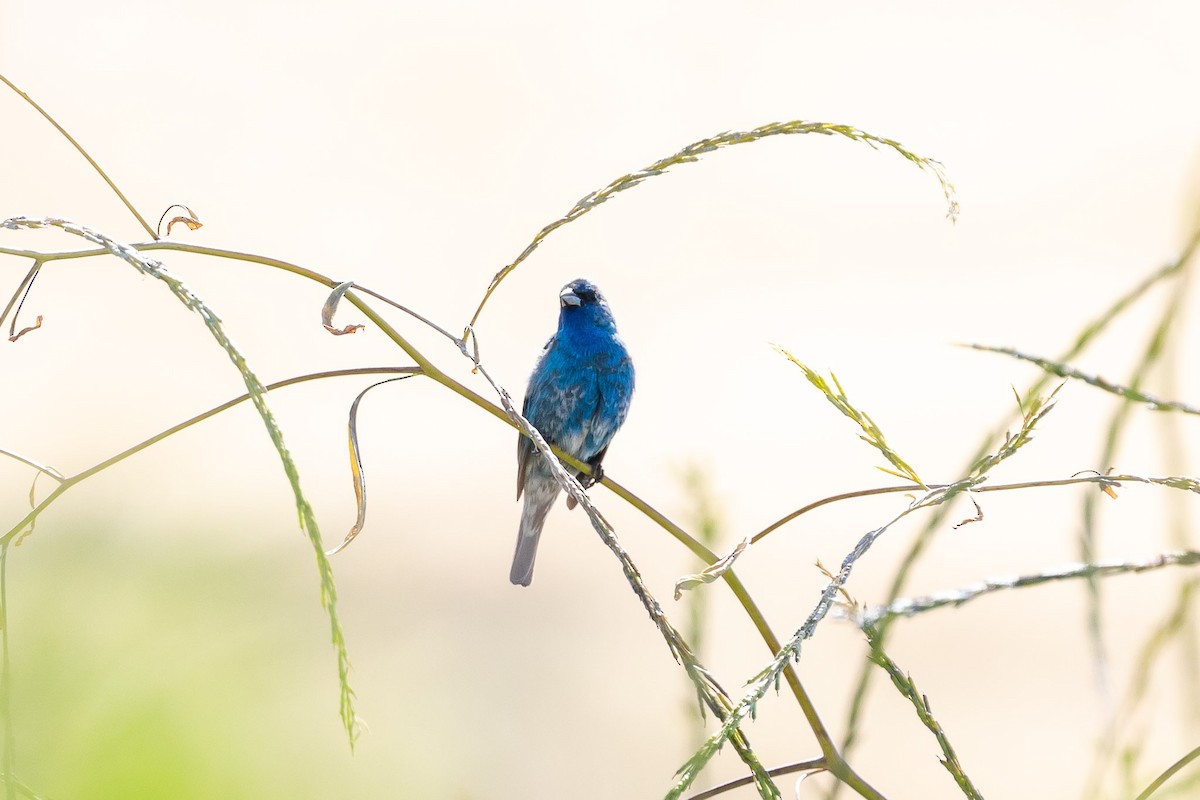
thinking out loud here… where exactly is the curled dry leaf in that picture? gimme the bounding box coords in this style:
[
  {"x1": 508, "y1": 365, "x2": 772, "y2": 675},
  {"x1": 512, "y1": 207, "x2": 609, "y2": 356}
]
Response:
[
  {"x1": 9, "y1": 314, "x2": 43, "y2": 342},
  {"x1": 165, "y1": 216, "x2": 203, "y2": 236},
  {"x1": 326, "y1": 375, "x2": 415, "y2": 556},
  {"x1": 322, "y1": 281, "x2": 366, "y2": 336},
  {"x1": 156, "y1": 204, "x2": 203, "y2": 238},
  {"x1": 952, "y1": 497, "x2": 984, "y2": 529},
  {"x1": 15, "y1": 461, "x2": 64, "y2": 546},
  {"x1": 327, "y1": 384, "x2": 371, "y2": 556},
  {"x1": 326, "y1": 323, "x2": 366, "y2": 336},
  {"x1": 674, "y1": 537, "x2": 749, "y2": 600},
  {"x1": 1072, "y1": 469, "x2": 1120, "y2": 500}
]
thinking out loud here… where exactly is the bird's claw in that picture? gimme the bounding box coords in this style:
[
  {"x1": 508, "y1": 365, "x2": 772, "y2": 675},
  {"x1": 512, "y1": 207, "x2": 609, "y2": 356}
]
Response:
[{"x1": 580, "y1": 464, "x2": 605, "y2": 489}]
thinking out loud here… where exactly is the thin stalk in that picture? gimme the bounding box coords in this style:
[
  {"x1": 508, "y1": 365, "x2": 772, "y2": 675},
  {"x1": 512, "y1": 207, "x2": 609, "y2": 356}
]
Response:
[
  {"x1": 1134, "y1": 745, "x2": 1200, "y2": 800},
  {"x1": 686, "y1": 759, "x2": 826, "y2": 800},
  {"x1": 0, "y1": 74, "x2": 155, "y2": 239},
  {"x1": 750, "y1": 476, "x2": 1129, "y2": 549},
  {"x1": 0, "y1": 543, "x2": 13, "y2": 800}
]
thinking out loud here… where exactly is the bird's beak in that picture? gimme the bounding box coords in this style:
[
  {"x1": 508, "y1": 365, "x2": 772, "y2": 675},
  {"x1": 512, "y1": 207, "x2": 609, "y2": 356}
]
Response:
[{"x1": 559, "y1": 288, "x2": 582, "y2": 308}]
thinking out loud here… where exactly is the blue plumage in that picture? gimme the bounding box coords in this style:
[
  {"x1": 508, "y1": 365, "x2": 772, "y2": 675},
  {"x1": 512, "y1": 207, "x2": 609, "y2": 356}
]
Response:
[{"x1": 511, "y1": 279, "x2": 635, "y2": 586}]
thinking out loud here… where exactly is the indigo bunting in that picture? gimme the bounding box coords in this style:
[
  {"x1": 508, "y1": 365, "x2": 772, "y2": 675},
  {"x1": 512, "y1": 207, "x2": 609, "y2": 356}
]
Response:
[{"x1": 511, "y1": 279, "x2": 635, "y2": 586}]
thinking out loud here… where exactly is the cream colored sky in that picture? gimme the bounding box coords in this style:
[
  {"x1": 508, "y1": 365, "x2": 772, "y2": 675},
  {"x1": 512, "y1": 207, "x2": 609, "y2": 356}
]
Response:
[{"x1": 3, "y1": 2, "x2": 1200, "y2": 798}]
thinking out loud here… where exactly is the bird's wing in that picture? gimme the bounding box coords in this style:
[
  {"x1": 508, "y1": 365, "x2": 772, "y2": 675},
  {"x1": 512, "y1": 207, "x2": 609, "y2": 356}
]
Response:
[
  {"x1": 581, "y1": 352, "x2": 635, "y2": 462},
  {"x1": 517, "y1": 335, "x2": 559, "y2": 499},
  {"x1": 516, "y1": 389, "x2": 534, "y2": 499}
]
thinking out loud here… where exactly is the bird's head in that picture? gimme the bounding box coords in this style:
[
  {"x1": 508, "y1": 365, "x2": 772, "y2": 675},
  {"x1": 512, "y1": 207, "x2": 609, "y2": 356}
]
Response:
[
  {"x1": 557, "y1": 278, "x2": 618, "y2": 335},
  {"x1": 559, "y1": 279, "x2": 606, "y2": 311}
]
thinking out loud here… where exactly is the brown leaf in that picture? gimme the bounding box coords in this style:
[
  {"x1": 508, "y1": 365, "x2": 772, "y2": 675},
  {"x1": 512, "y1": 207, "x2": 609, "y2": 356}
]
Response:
[
  {"x1": 952, "y1": 497, "x2": 983, "y2": 529},
  {"x1": 165, "y1": 216, "x2": 203, "y2": 236},
  {"x1": 8, "y1": 314, "x2": 43, "y2": 342},
  {"x1": 156, "y1": 204, "x2": 203, "y2": 238}
]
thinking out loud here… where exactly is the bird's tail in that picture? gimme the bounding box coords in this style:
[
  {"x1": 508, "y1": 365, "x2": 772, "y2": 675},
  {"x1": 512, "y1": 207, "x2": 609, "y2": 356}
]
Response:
[{"x1": 511, "y1": 485, "x2": 558, "y2": 586}]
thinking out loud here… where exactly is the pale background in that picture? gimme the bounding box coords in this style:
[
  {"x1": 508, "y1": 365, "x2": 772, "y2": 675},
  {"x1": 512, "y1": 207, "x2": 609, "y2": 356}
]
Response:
[{"x1": 2, "y1": 1, "x2": 1199, "y2": 798}]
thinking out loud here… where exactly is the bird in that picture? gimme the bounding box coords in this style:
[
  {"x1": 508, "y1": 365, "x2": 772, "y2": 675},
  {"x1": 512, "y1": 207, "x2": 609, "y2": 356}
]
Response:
[{"x1": 511, "y1": 278, "x2": 635, "y2": 587}]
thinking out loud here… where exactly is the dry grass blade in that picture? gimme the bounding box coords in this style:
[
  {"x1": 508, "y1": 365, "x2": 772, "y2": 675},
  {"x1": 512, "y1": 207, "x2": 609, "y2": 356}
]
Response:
[
  {"x1": 467, "y1": 119, "x2": 957, "y2": 334},
  {"x1": 327, "y1": 375, "x2": 419, "y2": 556},
  {"x1": 1, "y1": 262, "x2": 42, "y2": 341}
]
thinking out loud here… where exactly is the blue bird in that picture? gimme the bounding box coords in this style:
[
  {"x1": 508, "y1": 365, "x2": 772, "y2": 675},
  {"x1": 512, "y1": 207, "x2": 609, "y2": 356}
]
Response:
[{"x1": 512, "y1": 278, "x2": 635, "y2": 586}]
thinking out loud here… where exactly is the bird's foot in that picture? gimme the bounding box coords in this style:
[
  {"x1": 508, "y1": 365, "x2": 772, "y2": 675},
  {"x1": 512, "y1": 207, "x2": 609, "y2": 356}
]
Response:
[{"x1": 579, "y1": 464, "x2": 604, "y2": 489}]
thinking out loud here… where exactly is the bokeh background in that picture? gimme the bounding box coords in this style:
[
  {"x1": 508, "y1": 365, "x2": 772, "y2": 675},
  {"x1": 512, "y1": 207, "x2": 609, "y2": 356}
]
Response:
[{"x1": 2, "y1": 1, "x2": 1200, "y2": 798}]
